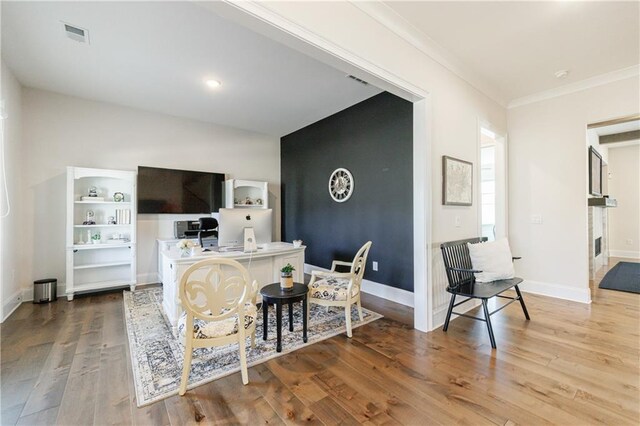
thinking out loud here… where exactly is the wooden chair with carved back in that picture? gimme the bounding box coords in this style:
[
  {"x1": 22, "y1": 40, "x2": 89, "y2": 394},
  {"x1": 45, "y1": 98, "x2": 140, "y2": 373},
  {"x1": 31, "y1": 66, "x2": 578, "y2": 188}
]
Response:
[{"x1": 178, "y1": 258, "x2": 257, "y2": 395}]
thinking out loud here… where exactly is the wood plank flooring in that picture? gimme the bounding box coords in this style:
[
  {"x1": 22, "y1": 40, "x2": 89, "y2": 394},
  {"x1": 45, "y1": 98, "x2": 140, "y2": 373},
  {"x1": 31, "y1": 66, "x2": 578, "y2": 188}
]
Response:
[{"x1": 1, "y1": 258, "x2": 638, "y2": 425}]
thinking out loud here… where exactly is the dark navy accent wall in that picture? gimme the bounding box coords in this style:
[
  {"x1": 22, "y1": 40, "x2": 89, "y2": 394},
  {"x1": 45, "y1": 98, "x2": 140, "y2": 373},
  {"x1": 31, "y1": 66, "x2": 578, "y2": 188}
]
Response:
[{"x1": 281, "y1": 92, "x2": 413, "y2": 292}]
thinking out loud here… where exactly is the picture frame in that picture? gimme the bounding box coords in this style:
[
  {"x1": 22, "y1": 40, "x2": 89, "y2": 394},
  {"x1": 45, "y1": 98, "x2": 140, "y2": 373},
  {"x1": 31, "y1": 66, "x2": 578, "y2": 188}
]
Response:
[
  {"x1": 588, "y1": 146, "x2": 602, "y2": 196},
  {"x1": 443, "y1": 155, "x2": 473, "y2": 206}
]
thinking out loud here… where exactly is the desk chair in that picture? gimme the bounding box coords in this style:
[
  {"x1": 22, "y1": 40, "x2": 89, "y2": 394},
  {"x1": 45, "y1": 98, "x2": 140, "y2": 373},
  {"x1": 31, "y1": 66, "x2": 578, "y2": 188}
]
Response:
[{"x1": 198, "y1": 217, "x2": 218, "y2": 251}]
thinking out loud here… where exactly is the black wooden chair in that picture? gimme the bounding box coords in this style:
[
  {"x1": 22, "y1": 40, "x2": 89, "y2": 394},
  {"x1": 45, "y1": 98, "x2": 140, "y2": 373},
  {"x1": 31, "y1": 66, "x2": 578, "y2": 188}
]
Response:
[{"x1": 440, "y1": 237, "x2": 530, "y2": 349}]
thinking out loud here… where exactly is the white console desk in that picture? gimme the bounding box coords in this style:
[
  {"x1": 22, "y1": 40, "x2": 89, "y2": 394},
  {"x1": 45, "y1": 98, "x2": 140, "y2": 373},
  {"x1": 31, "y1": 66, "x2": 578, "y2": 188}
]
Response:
[{"x1": 158, "y1": 241, "x2": 305, "y2": 332}]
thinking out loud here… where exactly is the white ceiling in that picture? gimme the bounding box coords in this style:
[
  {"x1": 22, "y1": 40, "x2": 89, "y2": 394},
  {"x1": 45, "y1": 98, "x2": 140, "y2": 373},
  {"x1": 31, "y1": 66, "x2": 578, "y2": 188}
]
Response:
[
  {"x1": 384, "y1": 1, "x2": 640, "y2": 103},
  {"x1": 4, "y1": 2, "x2": 638, "y2": 125},
  {"x1": 1, "y1": 2, "x2": 381, "y2": 137}
]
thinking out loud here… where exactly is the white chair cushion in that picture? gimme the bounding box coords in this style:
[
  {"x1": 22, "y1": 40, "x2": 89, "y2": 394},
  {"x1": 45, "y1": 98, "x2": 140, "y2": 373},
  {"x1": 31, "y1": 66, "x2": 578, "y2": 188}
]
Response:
[
  {"x1": 467, "y1": 238, "x2": 515, "y2": 283},
  {"x1": 310, "y1": 276, "x2": 357, "y2": 301},
  {"x1": 178, "y1": 303, "x2": 257, "y2": 339}
]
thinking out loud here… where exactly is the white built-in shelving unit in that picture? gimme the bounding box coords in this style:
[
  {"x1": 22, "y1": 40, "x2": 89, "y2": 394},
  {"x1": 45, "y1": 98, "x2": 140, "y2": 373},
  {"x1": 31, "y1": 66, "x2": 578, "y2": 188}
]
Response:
[
  {"x1": 224, "y1": 179, "x2": 268, "y2": 209},
  {"x1": 66, "y1": 166, "x2": 137, "y2": 300}
]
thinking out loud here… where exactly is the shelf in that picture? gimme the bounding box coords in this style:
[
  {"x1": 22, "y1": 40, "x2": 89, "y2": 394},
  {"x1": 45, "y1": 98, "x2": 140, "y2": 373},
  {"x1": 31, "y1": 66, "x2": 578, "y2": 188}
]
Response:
[
  {"x1": 74, "y1": 224, "x2": 132, "y2": 228},
  {"x1": 71, "y1": 279, "x2": 135, "y2": 291},
  {"x1": 67, "y1": 166, "x2": 137, "y2": 298},
  {"x1": 74, "y1": 261, "x2": 131, "y2": 270},
  {"x1": 234, "y1": 204, "x2": 265, "y2": 208},
  {"x1": 75, "y1": 201, "x2": 131, "y2": 205},
  {"x1": 72, "y1": 243, "x2": 131, "y2": 250}
]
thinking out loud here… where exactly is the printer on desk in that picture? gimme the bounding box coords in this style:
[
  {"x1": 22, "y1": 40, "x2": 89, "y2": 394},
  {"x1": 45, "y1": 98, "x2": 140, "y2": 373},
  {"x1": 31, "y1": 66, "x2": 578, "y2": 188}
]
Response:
[{"x1": 174, "y1": 219, "x2": 218, "y2": 248}]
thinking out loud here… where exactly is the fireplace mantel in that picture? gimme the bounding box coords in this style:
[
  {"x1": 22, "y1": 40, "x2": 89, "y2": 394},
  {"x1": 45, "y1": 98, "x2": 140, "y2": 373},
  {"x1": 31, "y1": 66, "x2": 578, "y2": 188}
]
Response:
[{"x1": 588, "y1": 197, "x2": 617, "y2": 207}]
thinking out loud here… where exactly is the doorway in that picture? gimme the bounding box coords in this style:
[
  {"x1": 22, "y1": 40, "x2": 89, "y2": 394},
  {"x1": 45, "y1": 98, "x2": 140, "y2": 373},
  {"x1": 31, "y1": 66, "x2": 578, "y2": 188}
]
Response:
[
  {"x1": 586, "y1": 116, "x2": 640, "y2": 287},
  {"x1": 479, "y1": 126, "x2": 507, "y2": 241}
]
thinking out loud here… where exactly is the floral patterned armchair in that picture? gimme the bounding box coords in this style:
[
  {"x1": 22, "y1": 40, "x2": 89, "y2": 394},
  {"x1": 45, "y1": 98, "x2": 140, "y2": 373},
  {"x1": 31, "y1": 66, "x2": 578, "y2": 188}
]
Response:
[{"x1": 307, "y1": 241, "x2": 372, "y2": 337}]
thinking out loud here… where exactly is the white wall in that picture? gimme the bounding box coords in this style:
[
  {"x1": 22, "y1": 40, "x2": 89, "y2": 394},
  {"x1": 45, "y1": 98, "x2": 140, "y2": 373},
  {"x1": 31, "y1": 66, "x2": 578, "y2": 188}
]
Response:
[
  {"x1": 21, "y1": 88, "x2": 280, "y2": 297},
  {"x1": 0, "y1": 60, "x2": 24, "y2": 321},
  {"x1": 608, "y1": 144, "x2": 640, "y2": 258},
  {"x1": 508, "y1": 77, "x2": 640, "y2": 303}
]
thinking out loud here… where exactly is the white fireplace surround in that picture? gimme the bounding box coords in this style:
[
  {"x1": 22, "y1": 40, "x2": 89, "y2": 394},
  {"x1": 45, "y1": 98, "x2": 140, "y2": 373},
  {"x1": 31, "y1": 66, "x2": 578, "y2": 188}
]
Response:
[{"x1": 588, "y1": 206, "x2": 609, "y2": 280}]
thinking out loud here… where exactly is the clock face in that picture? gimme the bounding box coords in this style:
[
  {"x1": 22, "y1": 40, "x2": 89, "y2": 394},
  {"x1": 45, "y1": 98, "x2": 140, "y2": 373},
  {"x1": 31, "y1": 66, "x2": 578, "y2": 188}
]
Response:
[{"x1": 328, "y1": 168, "x2": 354, "y2": 203}]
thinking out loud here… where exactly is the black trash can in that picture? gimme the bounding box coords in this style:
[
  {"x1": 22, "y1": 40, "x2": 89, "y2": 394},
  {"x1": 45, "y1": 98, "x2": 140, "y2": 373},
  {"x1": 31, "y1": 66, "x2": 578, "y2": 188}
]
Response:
[{"x1": 33, "y1": 278, "x2": 57, "y2": 303}]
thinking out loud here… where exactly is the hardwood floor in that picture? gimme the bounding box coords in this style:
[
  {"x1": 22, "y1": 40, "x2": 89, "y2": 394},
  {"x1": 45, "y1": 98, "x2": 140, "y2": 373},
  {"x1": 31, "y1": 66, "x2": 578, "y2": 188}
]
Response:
[{"x1": 1, "y1": 260, "x2": 638, "y2": 425}]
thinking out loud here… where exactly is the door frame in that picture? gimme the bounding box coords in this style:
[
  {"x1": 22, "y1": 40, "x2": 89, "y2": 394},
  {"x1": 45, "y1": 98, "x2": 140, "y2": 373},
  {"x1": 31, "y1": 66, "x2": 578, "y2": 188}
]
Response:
[
  {"x1": 214, "y1": 1, "x2": 435, "y2": 331},
  {"x1": 477, "y1": 119, "x2": 509, "y2": 241}
]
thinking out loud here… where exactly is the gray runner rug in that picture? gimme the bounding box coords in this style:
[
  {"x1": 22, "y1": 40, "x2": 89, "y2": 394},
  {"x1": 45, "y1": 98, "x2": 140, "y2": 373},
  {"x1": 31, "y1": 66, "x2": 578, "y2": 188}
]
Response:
[{"x1": 598, "y1": 262, "x2": 640, "y2": 294}]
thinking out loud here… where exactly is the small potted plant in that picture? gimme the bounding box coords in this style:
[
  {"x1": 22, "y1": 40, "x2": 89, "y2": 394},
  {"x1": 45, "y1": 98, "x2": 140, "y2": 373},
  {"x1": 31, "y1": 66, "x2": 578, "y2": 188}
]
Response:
[
  {"x1": 91, "y1": 232, "x2": 101, "y2": 244},
  {"x1": 280, "y1": 263, "x2": 295, "y2": 290}
]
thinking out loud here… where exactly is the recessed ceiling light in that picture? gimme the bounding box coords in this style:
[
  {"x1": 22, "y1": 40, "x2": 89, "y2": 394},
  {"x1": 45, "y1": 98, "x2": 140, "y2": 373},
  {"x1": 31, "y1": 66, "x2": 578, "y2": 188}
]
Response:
[
  {"x1": 205, "y1": 79, "x2": 221, "y2": 89},
  {"x1": 554, "y1": 69, "x2": 569, "y2": 79}
]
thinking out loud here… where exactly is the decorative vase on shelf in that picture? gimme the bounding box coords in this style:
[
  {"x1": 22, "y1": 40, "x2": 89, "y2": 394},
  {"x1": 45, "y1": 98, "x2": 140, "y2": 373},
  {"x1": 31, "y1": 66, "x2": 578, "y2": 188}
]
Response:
[{"x1": 180, "y1": 248, "x2": 191, "y2": 257}]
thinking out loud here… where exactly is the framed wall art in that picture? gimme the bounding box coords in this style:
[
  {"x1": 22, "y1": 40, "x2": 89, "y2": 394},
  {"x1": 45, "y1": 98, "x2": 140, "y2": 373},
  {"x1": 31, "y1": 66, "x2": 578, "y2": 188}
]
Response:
[
  {"x1": 443, "y1": 155, "x2": 473, "y2": 206},
  {"x1": 588, "y1": 146, "x2": 602, "y2": 196}
]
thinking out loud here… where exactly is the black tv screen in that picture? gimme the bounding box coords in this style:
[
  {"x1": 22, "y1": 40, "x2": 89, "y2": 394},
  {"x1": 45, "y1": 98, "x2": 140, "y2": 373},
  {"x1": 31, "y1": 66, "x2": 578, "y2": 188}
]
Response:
[{"x1": 137, "y1": 166, "x2": 225, "y2": 214}]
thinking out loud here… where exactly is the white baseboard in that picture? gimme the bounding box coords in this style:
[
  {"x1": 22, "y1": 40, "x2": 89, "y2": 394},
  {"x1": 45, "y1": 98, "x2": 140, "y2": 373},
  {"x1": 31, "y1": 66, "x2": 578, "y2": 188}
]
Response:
[
  {"x1": 432, "y1": 298, "x2": 480, "y2": 330},
  {"x1": 137, "y1": 272, "x2": 160, "y2": 286},
  {"x1": 361, "y1": 280, "x2": 414, "y2": 307},
  {"x1": 520, "y1": 280, "x2": 591, "y2": 304},
  {"x1": 22, "y1": 282, "x2": 67, "y2": 302},
  {"x1": 304, "y1": 263, "x2": 414, "y2": 307},
  {"x1": 21, "y1": 280, "x2": 156, "y2": 304},
  {"x1": 2, "y1": 290, "x2": 24, "y2": 322},
  {"x1": 609, "y1": 250, "x2": 640, "y2": 259}
]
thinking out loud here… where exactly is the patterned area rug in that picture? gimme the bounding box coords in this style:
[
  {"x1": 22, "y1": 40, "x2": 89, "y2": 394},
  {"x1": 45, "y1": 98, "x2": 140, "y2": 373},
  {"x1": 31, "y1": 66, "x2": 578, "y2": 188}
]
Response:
[{"x1": 123, "y1": 287, "x2": 383, "y2": 407}]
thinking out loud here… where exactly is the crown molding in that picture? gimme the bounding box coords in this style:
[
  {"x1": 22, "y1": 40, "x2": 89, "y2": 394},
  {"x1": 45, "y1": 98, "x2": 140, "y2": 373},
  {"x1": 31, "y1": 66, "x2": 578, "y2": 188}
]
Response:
[
  {"x1": 351, "y1": 1, "x2": 507, "y2": 107},
  {"x1": 508, "y1": 65, "x2": 640, "y2": 109},
  {"x1": 214, "y1": 0, "x2": 428, "y2": 101}
]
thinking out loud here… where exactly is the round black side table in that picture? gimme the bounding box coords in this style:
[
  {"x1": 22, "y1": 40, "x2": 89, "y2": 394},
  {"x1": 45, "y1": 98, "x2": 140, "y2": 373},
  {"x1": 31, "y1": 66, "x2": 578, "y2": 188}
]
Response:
[{"x1": 259, "y1": 282, "x2": 308, "y2": 352}]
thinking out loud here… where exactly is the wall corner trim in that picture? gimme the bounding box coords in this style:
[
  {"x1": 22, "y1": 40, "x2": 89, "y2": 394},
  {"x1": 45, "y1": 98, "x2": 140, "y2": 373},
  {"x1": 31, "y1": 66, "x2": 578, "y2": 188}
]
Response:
[
  {"x1": 519, "y1": 279, "x2": 592, "y2": 304},
  {"x1": 508, "y1": 65, "x2": 640, "y2": 109},
  {"x1": 304, "y1": 263, "x2": 414, "y2": 307},
  {"x1": 350, "y1": 1, "x2": 506, "y2": 107}
]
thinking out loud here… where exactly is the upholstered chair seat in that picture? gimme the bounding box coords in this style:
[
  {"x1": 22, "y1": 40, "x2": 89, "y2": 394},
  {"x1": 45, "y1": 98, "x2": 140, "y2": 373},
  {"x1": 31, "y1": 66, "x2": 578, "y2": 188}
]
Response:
[
  {"x1": 309, "y1": 277, "x2": 359, "y2": 301},
  {"x1": 177, "y1": 303, "x2": 257, "y2": 339}
]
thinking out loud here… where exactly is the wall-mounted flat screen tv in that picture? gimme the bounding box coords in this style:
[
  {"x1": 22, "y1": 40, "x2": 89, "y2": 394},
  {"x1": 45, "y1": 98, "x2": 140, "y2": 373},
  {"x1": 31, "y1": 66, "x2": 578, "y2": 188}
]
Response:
[{"x1": 137, "y1": 166, "x2": 225, "y2": 214}]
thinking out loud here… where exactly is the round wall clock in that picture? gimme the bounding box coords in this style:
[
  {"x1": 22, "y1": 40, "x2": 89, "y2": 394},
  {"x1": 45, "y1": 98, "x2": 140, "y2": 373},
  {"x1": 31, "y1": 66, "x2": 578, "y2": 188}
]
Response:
[{"x1": 328, "y1": 168, "x2": 354, "y2": 203}]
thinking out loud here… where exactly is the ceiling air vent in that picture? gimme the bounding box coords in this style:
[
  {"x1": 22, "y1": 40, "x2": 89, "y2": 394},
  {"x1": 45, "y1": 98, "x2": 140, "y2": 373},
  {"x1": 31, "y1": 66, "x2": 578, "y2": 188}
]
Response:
[
  {"x1": 347, "y1": 75, "x2": 369, "y2": 86},
  {"x1": 62, "y1": 22, "x2": 89, "y2": 44}
]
